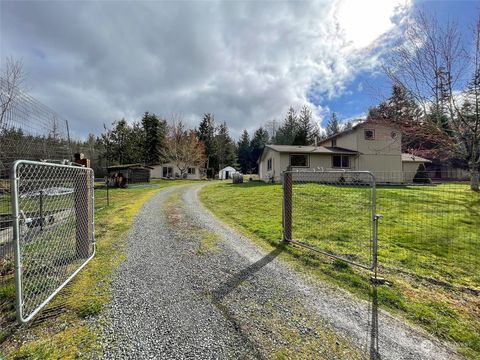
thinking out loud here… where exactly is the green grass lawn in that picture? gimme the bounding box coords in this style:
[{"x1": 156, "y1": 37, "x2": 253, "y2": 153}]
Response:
[
  {"x1": 199, "y1": 181, "x2": 480, "y2": 359},
  {"x1": 1, "y1": 178, "x2": 196, "y2": 359}
]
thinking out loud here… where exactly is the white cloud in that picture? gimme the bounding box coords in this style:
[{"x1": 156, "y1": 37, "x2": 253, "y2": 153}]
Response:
[
  {"x1": 1, "y1": 0, "x2": 412, "y2": 139},
  {"x1": 334, "y1": 0, "x2": 412, "y2": 49}
]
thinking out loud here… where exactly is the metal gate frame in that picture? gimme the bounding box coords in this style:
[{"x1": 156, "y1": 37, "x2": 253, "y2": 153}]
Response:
[
  {"x1": 10, "y1": 160, "x2": 95, "y2": 323},
  {"x1": 282, "y1": 169, "x2": 380, "y2": 272}
]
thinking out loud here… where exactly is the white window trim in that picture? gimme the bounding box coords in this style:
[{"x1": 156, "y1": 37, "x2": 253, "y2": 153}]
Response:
[{"x1": 364, "y1": 129, "x2": 375, "y2": 140}]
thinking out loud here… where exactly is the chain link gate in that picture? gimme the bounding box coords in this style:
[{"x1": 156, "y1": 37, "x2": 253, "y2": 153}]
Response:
[
  {"x1": 10, "y1": 160, "x2": 95, "y2": 323},
  {"x1": 283, "y1": 170, "x2": 380, "y2": 272}
]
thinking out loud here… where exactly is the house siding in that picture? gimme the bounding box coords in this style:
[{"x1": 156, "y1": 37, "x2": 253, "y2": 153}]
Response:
[
  {"x1": 259, "y1": 148, "x2": 281, "y2": 182},
  {"x1": 150, "y1": 163, "x2": 202, "y2": 180},
  {"x1": 334, "y1": 131, "x2": 357, "y2": 151},
  {"x1": 280, "y1": 153, "x2": 339, "y2": 173},
  {"x1": 402, "y1": 162, "x2": 421, "y2": 182},
  {"x1": 259, "y1": 123, "x2": 429, "y2": 184},
  {"x1": 355, "y1": 124, "x2": 403, "y2": 182}
]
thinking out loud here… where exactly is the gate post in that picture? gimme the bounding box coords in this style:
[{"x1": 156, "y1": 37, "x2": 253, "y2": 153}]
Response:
[
  {"x1": 74, "y1": 169, "x2": 90, "y2": 259},
  {"x1": 283, "y1": 167, "x2": 292, "y2": 242}
]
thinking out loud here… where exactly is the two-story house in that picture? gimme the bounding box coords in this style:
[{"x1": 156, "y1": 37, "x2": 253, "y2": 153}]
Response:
[{"x1": 257, "y1": 122, "x2": 430, "y2": 183}]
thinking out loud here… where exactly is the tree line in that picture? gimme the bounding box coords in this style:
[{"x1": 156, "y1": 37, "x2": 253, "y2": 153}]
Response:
[
  {"x1": 82, "y1": 104, "x2": 343, "y2": 177},
  {"x1": 2, "y1": 8, "x2": 479, "y2": 188}
]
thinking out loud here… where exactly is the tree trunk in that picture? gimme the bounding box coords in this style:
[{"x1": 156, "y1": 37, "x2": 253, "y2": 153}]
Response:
[{"x1": 470, "y1": 165, "x2": 480, "y2": 191}]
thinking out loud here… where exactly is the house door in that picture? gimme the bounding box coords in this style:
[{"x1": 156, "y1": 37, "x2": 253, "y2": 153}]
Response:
[{"x1": 225, "y1": 171, "x2": 229, "y2": 179}]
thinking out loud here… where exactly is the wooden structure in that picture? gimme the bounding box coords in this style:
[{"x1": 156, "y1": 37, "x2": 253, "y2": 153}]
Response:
[{"x1": 107, "y1": 164, "x2": 152, "y2": 185}]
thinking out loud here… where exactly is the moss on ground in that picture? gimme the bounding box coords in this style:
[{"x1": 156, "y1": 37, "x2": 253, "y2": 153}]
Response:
[{"x1": 1, "y1": 179, "x2": 197, "y2": 359}]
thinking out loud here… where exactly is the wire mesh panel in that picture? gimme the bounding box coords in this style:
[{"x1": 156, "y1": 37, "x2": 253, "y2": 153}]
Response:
[
  {"x1": 11, "y1": 160, "x2": 95, "y2": 323},
  {"x1": 283, "y1": 170, "x2": 378, "y2": 270}
]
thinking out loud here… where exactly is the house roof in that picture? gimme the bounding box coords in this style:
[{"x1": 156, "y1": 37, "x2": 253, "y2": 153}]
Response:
[
  {"x1": 317, "y1": 121, "x2": 364, "y2": 145},
  {"x1": 220, "y1": 166, "x2": 237, "y2": 172},
  {"x1": 259, "y1": 144, "x2": 358, "y2": 164},
  {"x1": 107, "y1": 163, "x2": 153, "y2": 170},
  {"x1": 401, "y1": 153, "x2": 431, "y2": 163},
  {"x1": 317, "y1": 119, "x2": 399, "y2": 146},
  {"x1": 265, "y1": 144, "x2": 358, "y2": 154}
]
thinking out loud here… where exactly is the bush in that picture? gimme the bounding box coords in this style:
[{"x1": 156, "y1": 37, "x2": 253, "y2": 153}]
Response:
[
  {"x1": 413, "y1": 164, "x2": 432, "y2": 184},
  {"x1": 232, "y1": 173, "x2": 243, "y2": 184}
]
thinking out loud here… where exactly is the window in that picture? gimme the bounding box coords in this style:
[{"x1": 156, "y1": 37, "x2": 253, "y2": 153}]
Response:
[
  {"x1": 267, "y1": 158, "x2": 272, "y2": 171},
  {"x1": 162, "y1": 166, "x2": 173, "y2": 177},
  {"x1": 364, "y1": 129, "x2": 375, "y2": 140},
  {"x1": 332, "y1": 155, "x2": 350, "y2": 168},
  {"x1": 290, "y1": 154, "x2": 309, "y2": 167},
  {"x1": 187, "y1": 167, "x2": 196, "y2": 175},
  {"x1": 332, "y1": 139, "x2": 337, "y2": 147}
]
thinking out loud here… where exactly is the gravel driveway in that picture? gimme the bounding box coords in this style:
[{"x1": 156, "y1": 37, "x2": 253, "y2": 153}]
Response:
[{"x1": 98, "y1": 183, "x2": 461, "y2": 360}]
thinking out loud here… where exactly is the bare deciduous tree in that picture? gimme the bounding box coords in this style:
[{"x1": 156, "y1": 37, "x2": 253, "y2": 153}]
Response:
[
  {"x1": 383, "y1": 10, "x2": 480, "y2": 190},
  {"x1": 163, "y1": 116, "x2": 206, "y2": 177},
  {"x1": 0, "y1": 57, "x2": 25, "y2": 127}
]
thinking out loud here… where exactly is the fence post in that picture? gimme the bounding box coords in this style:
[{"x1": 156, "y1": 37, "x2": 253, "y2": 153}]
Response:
[
  {"x1": 74, "y1": 155, "x2": 91, "y2": 258},
  {"x1": 283, "y1": 166, "x2": 292, "y2": 242}
]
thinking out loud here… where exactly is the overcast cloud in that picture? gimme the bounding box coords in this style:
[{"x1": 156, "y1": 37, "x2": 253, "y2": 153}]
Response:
[{"x1": 0, "y1": 0, "x2": 411, "y2": 138}]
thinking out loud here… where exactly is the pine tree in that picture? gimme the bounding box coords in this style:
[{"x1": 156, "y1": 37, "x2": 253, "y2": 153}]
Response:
[
  {"x1": 197, "y1": 113, "x2": 218, "y2": 173},
  {"x1": 237, "y1": 129, "x2": 251, "y2": 173},
  {"x1": 326, "y1": 112, "x2": 341, "y2": 137},
  {"x1": 275, "y1": 106, "x2": 299, "y2": 145},
  {"x1": 343, "y1": 121, "x2": 353, "y2": 131},
  {"x1": 250, "y1": 127, "x2": 269, "y2": 170},
  {"x1": 215, "y1": 121, "x2": 236, "y2": 170},
  {"x1": 141, "y1": 112, "x2": 167, "y2": 165},
  {"x1": 295, "y1": 105, "x2": 319, "y2": 145}
]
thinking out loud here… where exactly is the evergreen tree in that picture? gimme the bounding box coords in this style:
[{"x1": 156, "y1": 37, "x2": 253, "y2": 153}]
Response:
[
  {"x1": 326, "y1": 112, "x2": 341, "y2": 137},
  {"x1": 368, "y1": 84, "x2": 421, "y2": 123},
  {"x1": 197, "y1": 113, "x2": 218, "y2": 173},
  {"x1": 250, "y1": 127, "x2": 269, "y2": 170},
  {"x1": 343, "y1": 121, "x2": 353, "y2": 131},
  {"x1": 215, "y1": 121, "x2": 236, "y2": 170},
  {"x1": 275, "y1": 106, "x2": 299, "y2": 145},
  {"x1": 141, "y1": 112, "x2": 167, "y2": 165},
  {"x1": 295, "y1": 105, "x2": 319, "y2": 145},
  {"x1": 237, "y1": 129, "x2": 251, "y2": 173}
]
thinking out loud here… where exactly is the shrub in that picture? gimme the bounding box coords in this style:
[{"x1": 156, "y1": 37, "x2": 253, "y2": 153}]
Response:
[{"x1": 413, "y1": 164, "x2": 432, "y2": 184}]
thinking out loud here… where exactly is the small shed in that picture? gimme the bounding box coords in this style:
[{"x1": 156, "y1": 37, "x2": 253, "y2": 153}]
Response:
[
  {"x1": 219, "y1": 166, "x2": 238, "y2": 180},
  {"x1": 107, "y1": 164, "x2": 152, "y2": 185}
]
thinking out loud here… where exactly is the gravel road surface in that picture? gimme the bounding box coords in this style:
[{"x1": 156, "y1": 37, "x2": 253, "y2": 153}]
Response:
[{"x1": 98, "y1": 183, "x2": 461, "y2": 360}]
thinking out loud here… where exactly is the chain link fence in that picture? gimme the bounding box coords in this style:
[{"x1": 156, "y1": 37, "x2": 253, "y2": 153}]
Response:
[
  {"x1": 11, "y1": 161, "x2": 95, "y2": 323},
  {"x1": 1, "y1": 78, "x2": 92, "y2": 335},
  {"x1": 282, "y1": 169, "x2": 479, "y2": 279},
  {"x1": 283, "y1": 170, "x2": 379, "y2": 271}
]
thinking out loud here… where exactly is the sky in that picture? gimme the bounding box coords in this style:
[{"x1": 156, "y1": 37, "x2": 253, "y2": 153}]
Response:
[{"x1": 0, "y1": 0, "x2": 478, "y2": 140}]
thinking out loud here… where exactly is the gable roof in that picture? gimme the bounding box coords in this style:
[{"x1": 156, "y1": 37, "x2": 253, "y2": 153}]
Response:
[
  {"x1": 317, "y1": 121, "x2": 364, "y2": 145},
  {"x1": 265, "y1": 144, "x2": 358, "y2": 154},
  {"x1": 401, "y1": 153, "x2": 431, "y2": 163},
  {"x1": 107, "y1": 163, "x2": 154, "y2": 170},
  {"x1": 317, "y1": 120, "x2": 399, "y2": 146},
  {"x1": 259, "y1": 144, "x2": 358, "y2": 163}
]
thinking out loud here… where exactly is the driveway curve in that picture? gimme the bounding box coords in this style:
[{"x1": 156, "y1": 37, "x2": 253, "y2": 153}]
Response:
[{"x1": 98, "y1": 183, "x2": 461, "y2": 360}]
